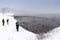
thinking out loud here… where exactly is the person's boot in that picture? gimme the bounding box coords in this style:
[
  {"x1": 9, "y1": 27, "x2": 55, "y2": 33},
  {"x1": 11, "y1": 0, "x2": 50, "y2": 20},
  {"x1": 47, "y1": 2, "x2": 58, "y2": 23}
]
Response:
[{"x1": 3, "y1": 23, "x2": 4, "y2": 26}]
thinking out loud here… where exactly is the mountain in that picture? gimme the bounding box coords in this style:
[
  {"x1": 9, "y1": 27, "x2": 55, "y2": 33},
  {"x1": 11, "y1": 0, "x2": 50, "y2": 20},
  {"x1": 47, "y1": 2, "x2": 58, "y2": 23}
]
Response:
[{"x1": 0, "y1": 8, "x2": 17, "y2": 14}]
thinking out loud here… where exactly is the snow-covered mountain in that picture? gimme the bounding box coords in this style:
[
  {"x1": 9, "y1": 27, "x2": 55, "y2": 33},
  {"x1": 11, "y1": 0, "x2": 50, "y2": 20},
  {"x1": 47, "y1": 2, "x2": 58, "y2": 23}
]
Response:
[
  {"x1": 0, "y1": 8, "x2": 16, "y2": 14},
  {"x1": 0, "y1": 14, "x2": 38, "y2": 40}
]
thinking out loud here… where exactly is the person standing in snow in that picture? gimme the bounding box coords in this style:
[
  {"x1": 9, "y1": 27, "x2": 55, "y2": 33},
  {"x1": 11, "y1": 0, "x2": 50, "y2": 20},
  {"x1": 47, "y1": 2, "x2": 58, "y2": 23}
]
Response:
[
  {"x1": 7, "y1": 19, "x2": 9, "y2": 25},
  {"x1": 16, "y1": 21, "x2": 19, "y2": 31},
  {"x1": 2, "y1": 19, "x2": 5, "y2": 26}
]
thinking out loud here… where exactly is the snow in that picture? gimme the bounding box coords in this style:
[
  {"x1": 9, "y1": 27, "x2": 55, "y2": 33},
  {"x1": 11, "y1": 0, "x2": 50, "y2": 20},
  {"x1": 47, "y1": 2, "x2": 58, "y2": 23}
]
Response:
[
  {"x1": 1, "y1": 13, "x2": 60, "y2": 40},
  {"x1": 0, "y1": 14, "x2": 38, "y2": 40},
  {"x1": 39, "y1": 26, "x2": 60, "y2": 40}
]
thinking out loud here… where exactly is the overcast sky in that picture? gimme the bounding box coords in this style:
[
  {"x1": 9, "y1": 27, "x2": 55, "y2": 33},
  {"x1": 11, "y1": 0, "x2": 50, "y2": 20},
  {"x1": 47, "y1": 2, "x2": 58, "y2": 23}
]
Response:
[{"x1": 0, "y1": 0, "x2": 60, "y2": 15}]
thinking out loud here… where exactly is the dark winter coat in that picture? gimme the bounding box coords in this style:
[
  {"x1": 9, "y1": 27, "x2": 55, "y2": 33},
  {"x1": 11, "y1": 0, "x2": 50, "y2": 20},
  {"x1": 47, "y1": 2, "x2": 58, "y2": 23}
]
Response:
[{"x1": 16, "y1": 22, "x2": 19, "y2": 29}]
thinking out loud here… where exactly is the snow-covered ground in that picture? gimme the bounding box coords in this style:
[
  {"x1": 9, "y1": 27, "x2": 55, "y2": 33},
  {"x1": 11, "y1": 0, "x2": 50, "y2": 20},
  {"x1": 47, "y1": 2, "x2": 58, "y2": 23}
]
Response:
[
  {"x1": 42, "y1": 26, "x2": 60, "y2": 40},
  {"x1": 0, "y1": 14, "x2": 38, "y2": 40},
  {"x1": 1, "y1": 13, "x2": 60, "y2": 40},
  {"x1": 38, "y1": 26, "x2": 60, "y2": 40}
]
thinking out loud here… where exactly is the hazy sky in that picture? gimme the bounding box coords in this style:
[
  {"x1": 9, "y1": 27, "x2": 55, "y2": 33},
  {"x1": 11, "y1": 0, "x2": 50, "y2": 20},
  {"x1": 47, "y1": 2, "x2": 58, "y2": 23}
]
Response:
[{"x1": 0, "y1": 0, "x2": 60, "y2": 15}]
